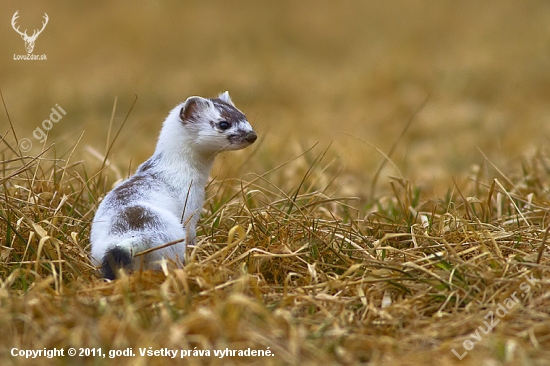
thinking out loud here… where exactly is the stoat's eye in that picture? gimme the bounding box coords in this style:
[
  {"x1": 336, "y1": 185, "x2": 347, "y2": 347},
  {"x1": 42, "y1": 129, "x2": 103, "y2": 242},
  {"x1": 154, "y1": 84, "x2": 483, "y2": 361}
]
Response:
[{"x1": 219, "y1": 120, "x2": 231, "y2": 130}]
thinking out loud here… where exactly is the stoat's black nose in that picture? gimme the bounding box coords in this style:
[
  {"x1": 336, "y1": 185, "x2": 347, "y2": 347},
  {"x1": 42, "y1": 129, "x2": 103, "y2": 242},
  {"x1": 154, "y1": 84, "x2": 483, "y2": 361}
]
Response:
[{"x1": 246, "y1": 131, "x2": 257, "y2": 143}]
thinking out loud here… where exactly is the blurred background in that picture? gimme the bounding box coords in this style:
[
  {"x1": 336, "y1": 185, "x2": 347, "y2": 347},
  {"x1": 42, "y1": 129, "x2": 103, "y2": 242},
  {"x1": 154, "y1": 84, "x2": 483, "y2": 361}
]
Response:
[{"x1": 2, "y1": 0, "x2": 550, "y2": 198}]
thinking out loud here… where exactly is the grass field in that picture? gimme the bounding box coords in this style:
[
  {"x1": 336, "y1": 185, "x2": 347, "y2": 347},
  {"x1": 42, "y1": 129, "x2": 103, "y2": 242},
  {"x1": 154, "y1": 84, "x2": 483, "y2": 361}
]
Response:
[{"x1": 2, "y1": 1, "x2": 550, "y2": 365}]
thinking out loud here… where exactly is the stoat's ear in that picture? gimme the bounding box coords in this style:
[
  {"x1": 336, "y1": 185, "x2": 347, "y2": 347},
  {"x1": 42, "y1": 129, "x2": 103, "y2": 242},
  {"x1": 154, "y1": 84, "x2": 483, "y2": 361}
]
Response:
[
  {"x1": 179, "y1": 97, "x2": 208, "y2": 123},
  {"x1": 218, "y1": 91, "x2": 234, "y2": 106}
]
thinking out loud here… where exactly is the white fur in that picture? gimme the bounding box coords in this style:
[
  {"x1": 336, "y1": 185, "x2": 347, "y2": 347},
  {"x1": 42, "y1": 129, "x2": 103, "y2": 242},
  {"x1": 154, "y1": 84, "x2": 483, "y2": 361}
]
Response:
[
  {"x1": 219, "y1": 91, "x2": 234, "y2": 105},
  {"x1": 90, "y1": 93, "x2": 255, "y2": 274}
]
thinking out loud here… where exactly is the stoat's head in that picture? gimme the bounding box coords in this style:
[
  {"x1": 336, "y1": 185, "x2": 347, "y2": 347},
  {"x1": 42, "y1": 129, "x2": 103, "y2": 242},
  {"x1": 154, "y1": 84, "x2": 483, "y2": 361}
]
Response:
[{"x1": 159, "y1": 91, "x2": 257, "y2": 157}]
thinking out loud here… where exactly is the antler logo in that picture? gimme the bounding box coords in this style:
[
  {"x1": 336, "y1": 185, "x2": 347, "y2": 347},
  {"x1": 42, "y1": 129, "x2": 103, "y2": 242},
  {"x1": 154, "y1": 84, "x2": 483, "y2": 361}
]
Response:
[{"x1": 11, "y1": 11, "x2": 49, "y2": 54}]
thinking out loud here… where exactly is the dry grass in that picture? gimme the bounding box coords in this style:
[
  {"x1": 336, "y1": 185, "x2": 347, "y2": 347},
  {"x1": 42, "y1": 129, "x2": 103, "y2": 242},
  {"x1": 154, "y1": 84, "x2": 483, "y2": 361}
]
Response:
[
  {"x1": 2, "y1": 131, "x2": 550, "y2": 365},
  {"x1": 2, "y1": 1, "x2": 550, "y2": 365}
]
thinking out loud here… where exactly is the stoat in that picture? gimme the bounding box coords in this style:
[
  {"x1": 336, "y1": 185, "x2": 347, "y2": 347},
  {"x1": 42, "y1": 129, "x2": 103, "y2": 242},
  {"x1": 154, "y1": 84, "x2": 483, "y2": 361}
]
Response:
[{"x1": 90, "y1": 92, "x2": 257, "y2": 279}]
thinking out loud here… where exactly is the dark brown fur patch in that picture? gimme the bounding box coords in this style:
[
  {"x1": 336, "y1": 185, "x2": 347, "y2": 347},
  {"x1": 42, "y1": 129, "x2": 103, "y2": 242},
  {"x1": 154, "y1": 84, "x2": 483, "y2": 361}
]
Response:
[
  {"x1": 210, "y1": 98, "x2": 246, "y2": 123},
  {"x1": 111, "y1": 205, "x2": 160, "y2": 232},
  {"x1": 138, "y1": 154, "x2": 162, "y2": 173},
  {"x1": 112, "y1": 175, "x2": 147, "y2": 203}
]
